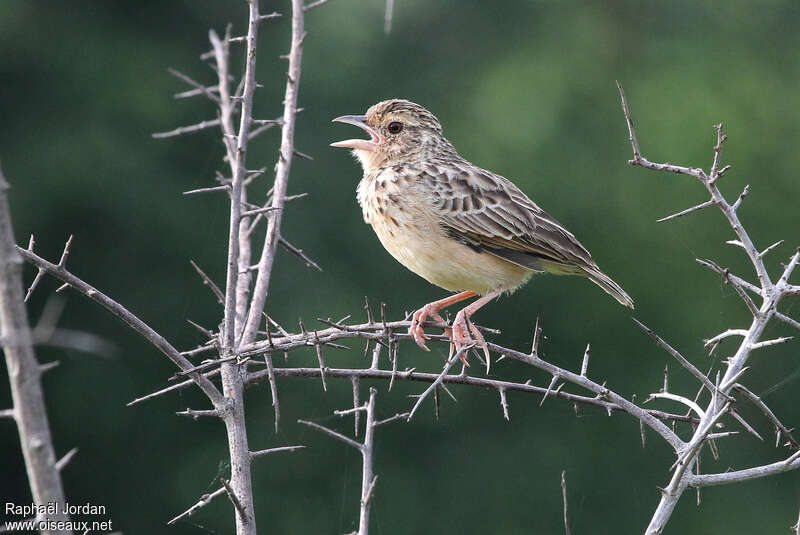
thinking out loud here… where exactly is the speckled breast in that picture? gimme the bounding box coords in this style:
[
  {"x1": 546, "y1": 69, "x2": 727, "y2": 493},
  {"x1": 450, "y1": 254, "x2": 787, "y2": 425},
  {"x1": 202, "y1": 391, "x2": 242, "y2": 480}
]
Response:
[{"x1": 356, "y1": 169, "x2": 532, "y2": 295}]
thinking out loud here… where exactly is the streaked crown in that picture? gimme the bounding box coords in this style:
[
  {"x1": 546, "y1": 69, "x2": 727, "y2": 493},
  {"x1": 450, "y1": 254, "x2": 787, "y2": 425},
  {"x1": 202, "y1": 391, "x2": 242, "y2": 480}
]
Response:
[{"x1": 365, "y1": 99, "x2": 443, "y2": 133}]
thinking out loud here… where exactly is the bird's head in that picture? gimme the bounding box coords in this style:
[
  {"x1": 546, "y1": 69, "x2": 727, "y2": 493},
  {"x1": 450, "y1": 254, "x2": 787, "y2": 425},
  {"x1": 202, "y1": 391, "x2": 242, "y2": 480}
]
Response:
[{"x1": 331, "y1": 99, "x2": 447, "y2": 170}]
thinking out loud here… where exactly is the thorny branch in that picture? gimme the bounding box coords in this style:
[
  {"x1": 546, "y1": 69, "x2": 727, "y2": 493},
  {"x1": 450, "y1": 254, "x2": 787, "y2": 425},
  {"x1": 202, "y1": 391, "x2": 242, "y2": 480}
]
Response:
[
  {"x1": 16, "y1": 244, "x2": 224, "y2": 406},
  {"x1": 206, "y1": 2, "x2": 267, "y2": 532},
  {"x1": 300, "y1": 387, "x2": 402, "y2": 535},
  {"x1": 1, "y1": 165, "x2": 71, "y2": 533},
  {"x1": 131, "y1": 315, "x2": 701, "y2": 425},
  {"x1": 158, "y1": 0, "x2": 314, "y2": 532},
  {"x1": 239, "y1": 0, "x2": 307, "y2": 346},
  {"x1": 617, "y1": 82, "x2": 800, "y2": 534},
  {"x1": 14, "y1": 0, "x2": 318, "y2": 533}
]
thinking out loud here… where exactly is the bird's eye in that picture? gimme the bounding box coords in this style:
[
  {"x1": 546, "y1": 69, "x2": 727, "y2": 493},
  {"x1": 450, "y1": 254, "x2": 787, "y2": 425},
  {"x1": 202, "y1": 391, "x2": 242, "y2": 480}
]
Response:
[{"x1": 388, "y1": 121, "x2": 403, "y2": 134}]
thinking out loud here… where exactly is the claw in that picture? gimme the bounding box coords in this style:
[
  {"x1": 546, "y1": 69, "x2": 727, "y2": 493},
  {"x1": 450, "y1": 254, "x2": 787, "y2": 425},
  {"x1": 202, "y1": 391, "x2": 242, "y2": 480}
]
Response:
[
  {"x1": 407, "y1": 291, "x2": 482, "y2": 355},
  {"x1": 466, "y1": 320, "x2": 490, "y2": 373},
  {"x1": 451, "y1": 309, "x2": 490, "y2": 367},
  {"x1": 409, "y1": 305, "x2": 434, "y2": 350}
]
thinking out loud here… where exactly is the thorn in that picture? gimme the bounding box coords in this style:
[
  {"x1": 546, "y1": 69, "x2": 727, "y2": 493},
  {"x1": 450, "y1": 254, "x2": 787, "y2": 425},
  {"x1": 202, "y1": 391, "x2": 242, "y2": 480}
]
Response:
[
  {"x1": 759, "y1": 240, "x2": 784, "y2": 258},
  {"x1": 540, "y1": 375, "x2": 559, "y2": 407},
  {"x1": 640, "y1": 420, "x2": 646, "y2": 449},
  {"x1": 732, "y1": 184, "x2": 750, "y2": 211},
  {"x1": 580, "y1": 344, "x2": 590, "y2": 376},
  {"x1": 530, "y1": 317, "x2": 541, "y2": 356},
  {"x1": 55, "y1": 447, "x2": 78, "y2": 471},
  {"x1": 39, "y1": 361, "x2": 60, "y2": 374},
  {"x1": 498, "y1": 388, "x2": 510, "y2": 421},
  {"x1": 257, "y1": 12, "x2": 282, "y2": 22},
  {"x1": 657, "y1": 199, "x2": 714, "y2": 223},
  {"x1": 186, "y1": 319, "x2": 214, "y2": 339}
]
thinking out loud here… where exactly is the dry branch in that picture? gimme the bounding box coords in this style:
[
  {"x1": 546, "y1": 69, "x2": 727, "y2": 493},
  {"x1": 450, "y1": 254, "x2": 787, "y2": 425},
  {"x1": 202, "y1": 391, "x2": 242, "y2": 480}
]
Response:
[
  {"x1": 209, "y1": 4, "x2": 266, "y2": 533},
  {"x1": 617, "y1": 82, "x2": 800, "y2": 534},
  {"x1": 0, "y1": 166, "x2": 71, "y2": 533},
  {"x1": 301, "y1": 387, "x2": 399, "y2": 535},
  {"x1": 561, "y1": 470, "x2": 571, "y2": 535},
  {"x1": 16, "y1": 246, "x2": 223, "y2": 405},
  {"x1": 240, "y1": 0, "x2": 308, "y2": 345}
]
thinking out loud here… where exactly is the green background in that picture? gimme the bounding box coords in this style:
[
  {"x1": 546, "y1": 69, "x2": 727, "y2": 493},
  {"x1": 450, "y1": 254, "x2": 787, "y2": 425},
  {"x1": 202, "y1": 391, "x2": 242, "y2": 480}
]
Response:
[{"x1": 2, "y1": 1, "x2": 799, "y2": 533}]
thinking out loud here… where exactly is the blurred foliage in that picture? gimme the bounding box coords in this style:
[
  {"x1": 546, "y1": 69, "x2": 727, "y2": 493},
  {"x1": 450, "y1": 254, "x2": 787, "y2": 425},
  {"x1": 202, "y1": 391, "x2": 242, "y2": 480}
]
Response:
[{"x1": 1, "y1": 1, "x2": 799, "y2": 533}]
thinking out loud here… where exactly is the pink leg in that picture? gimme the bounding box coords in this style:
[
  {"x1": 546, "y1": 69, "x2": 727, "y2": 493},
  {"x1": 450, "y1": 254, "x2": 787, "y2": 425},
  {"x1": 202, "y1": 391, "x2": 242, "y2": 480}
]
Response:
[
  {"x1": 450, "y1": 290, "x2": 502, "y2": 365},
  {"x1": 409, "y1": 291, "x2": 476, "y2": 351}
]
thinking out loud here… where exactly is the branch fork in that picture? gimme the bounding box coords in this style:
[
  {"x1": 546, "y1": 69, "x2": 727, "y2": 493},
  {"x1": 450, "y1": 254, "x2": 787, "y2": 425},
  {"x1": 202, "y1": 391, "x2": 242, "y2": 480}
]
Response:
[{"x1": 617, "y1": 82, "x2": 800, "y2": 534}]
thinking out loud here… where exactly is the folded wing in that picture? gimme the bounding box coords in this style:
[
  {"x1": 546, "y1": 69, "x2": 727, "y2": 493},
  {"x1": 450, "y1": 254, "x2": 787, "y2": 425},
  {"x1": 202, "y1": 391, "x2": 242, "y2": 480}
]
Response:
[{"x1": 418, "y1": 163, "x2": 633, "y2": 308}]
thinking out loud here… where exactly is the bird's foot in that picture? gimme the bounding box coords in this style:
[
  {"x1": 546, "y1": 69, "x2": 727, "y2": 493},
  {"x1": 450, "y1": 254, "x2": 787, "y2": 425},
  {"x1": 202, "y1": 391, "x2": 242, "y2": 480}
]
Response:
[
  {"x1": 409, "y1": 305, "x2": 449, "y2": 351},
  {"x1": 451, "y1": 309, "x2": 490, "y2": 366}
]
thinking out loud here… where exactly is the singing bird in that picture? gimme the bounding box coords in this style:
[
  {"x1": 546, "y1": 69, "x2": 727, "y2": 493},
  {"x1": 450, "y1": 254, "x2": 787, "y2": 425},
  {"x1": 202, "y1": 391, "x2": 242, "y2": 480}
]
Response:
[{"x1": 331, "y1": 99, "x2": 632, "y2": 362}]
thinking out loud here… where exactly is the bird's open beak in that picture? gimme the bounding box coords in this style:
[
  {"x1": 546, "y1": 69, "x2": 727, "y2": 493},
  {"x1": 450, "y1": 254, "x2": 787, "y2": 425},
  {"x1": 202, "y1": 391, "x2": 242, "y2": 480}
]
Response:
[{"x1": 331, "y1": 115, "x2": 381, "y2": 152}]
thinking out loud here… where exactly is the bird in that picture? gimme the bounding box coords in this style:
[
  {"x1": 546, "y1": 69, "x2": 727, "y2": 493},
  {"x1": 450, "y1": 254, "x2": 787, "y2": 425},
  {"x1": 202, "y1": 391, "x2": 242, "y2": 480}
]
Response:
[{"x1": 331, "y1": 99, "x2": 632, "y2": 364}]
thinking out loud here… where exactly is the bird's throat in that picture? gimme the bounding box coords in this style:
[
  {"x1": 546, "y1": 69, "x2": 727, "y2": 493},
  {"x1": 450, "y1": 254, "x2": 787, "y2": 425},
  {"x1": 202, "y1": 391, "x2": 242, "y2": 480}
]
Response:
[{"x1": 353, "y1": 148, "x2": 387, "y2": 173}]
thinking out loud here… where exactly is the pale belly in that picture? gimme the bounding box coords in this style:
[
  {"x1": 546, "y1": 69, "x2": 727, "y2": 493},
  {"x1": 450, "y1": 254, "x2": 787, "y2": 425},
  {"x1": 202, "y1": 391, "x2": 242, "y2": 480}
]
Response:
[
  {"x1": 358, "y1": 170, "x2": 534, "y2": 295},
  {"x1": 370, "y1": 215, "x2": 533, "y2": 295}
]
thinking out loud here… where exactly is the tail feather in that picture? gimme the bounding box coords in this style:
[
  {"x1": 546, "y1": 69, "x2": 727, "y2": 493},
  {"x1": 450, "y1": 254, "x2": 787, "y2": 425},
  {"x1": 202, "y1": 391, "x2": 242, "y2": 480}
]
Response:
[{"x1": 582, "y1": 266, "x2": 634, "y2": 309}]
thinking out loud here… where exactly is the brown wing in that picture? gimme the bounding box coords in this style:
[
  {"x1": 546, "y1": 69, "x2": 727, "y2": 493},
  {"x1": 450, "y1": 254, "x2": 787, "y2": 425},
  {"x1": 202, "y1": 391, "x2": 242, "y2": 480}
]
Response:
[{"x1": 418, "y1": 162, "x2": 597, "y2": 272}]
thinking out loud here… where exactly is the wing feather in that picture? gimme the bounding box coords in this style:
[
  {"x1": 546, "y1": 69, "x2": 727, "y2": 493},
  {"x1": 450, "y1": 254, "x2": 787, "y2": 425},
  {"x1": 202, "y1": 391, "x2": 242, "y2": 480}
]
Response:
[{"x1": 421, "y1": 164, "x2": 595, "y2": 269}]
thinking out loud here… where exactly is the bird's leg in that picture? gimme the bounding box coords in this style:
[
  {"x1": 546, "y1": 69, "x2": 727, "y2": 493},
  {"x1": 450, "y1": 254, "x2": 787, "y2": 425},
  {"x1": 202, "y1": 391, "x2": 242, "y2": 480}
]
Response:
[
  {"x1": 451, "y1": 290, "x2": 502, "y2": 365},
  {"x1": 409, "y1": 291, "x2": 476, "y2": 351}
]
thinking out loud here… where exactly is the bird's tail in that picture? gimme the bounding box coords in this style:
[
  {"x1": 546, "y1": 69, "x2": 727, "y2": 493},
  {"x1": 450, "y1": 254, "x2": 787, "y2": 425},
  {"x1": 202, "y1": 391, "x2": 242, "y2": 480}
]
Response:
[{"x1": 582, "y1": 266, "x2": 634, "y2": 309}]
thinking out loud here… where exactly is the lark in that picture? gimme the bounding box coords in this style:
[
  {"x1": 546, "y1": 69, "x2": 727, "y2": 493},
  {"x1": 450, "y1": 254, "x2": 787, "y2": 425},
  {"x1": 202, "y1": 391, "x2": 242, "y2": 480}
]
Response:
[{"x1": 332, "y1": 99, "x2": 632, "y2": 363}]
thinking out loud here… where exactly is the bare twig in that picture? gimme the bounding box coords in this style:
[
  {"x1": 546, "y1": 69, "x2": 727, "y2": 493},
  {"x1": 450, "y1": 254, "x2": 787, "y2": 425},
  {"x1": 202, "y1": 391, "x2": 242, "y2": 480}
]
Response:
[
  {"x1": 176, "y1": 408, "x2": 220, "y2": 419},
  {"x1": 168, "y1": 487, "x2": 226, "y2": 525},
  {"x1": 303, "y1": 0, "x2": 332, "y2": 11},
  {"x1": 16, "y1": 247, "x2": 223, "y2": 404},
  {"x1": 357, "y1": 388, "x2": 378, "y2": 535},
  {"x1": 248, "y1": 114, "x2": 286, "y2": 140},
  {"x1": 696, "y1": 259, "x2": 761, "y2": 310},
  {"x1": 0, "y1": 166, "x2": 71, "y2": 532},
  {"x1": 190, "y1": 259, "x2": 225, "y2": 305},
  {"x1": 153, "y1": 118, "x2": 222, "y2": 138},
  {"x1": 750, "y1": 336, "x2": 793, "y2": 350},
  {"x1": 498, "y1": 387, "x2": 510, "y2": 421},
  {"x1": 561, "y1": 470, "x2": 571, "y2": 535},
  {"x1": 384, "y1": 0, "x2": 395, "y2": 34},
  {"x1": 250, "y1": 445, "x2": 305, "y2": 458},
  {"x1": 221, "y1": 477, "x2": 250, "y2": 524},
  {"x1": 264, "y1": 354, "x2": 280, "y2": 432},
  {"x1": 618, "y1": 82, "x2": 800, "y2": 534},
  {"x1": 580, "y1": 343, "x2": 590, "y2": 376},
  {"x1": 704, "y1": 329, "x2": 748, "y2": 350},
  {"x1": 759, "y1": 239, "x2": 784, "y2": 259},
  {"x1": 648, "y1": 392, "x2": 705, "y2": 419},
  {"x1": 314, "y1": 337, "x2": 328, "y2": 391},
  {"x1": 174, "y1": 85, "x2": 219, "y2": 99},
  {"x1": 298, "y1": 419, "x2": 361, "y2": 450},
  {"x1": 688, "y1": 454, "x2": 800, "y2": 487},
  {"x1": 633, "y1": 319, "x2": 719, "y2": 396},
  {"x1": 243, "y1": 365, "x2": 698, "y2": 425},
  {"x1": 209, "y1": 6, "x2": 264, "y2": 534},
  {"x1": 279, "y1": 236, "x2": 322, "y2": 271},
  {"x1": 733, "y1": 383, "x2": 799, "y2": 450},
  {"x1": 407, "y1": 345, "x2": 470, "y2": 421},
  {"x1": 168, "y1": 67, "x2": 220, "y2": 103},
  {"x1": 183, "y1": 184, "x2": 230, "y2": 195},
  {"x1": 656, "y1": 199, "x2": 714, "y2": 223},
  {"x1": 240, "y1": 0, "x2": 309, "y2": 345}
]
